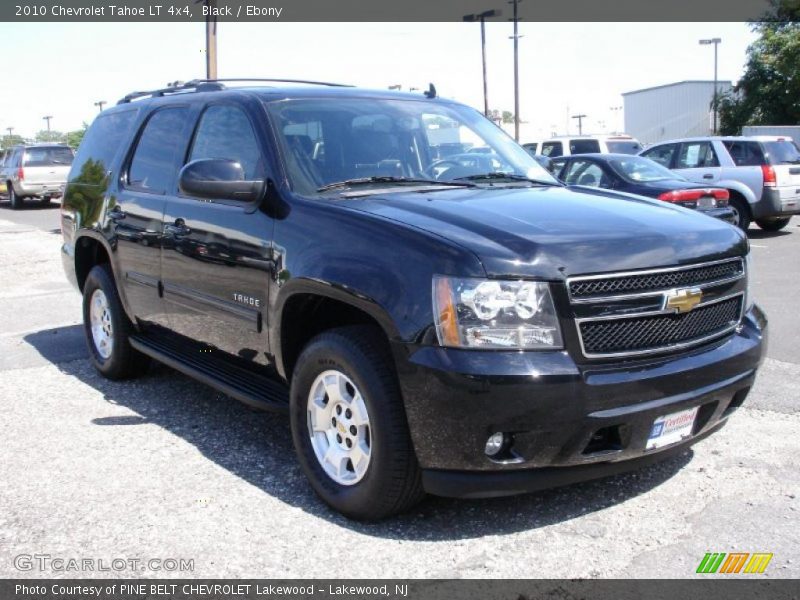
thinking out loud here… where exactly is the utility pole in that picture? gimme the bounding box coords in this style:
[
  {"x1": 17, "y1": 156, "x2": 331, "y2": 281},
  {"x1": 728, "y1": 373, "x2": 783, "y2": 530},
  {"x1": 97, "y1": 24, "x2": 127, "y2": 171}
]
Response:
[
  {"x1": 206, "y1": 0, "x2": 218, "y2": 79},
  {"x1": 43, "y1": 116, "x2": 53, "y2": 132},
  {"x1": 571, "y1": 114, "x2": 587, "y2": 135},
  {"x1": 94, "y1": 100, "x2": 106, "y2": 113},
  {"x1": 509, "y1": 0, "x2": 522, "y2": 141},
  {"x1": 463, "y1": 9, "x2": 502, "y2": 117},
  {"x1": 610, "y1": 105, "x2": 623, "y2": 133},
  {"x1": 699, "y1": 37, "x2": 722, "y2": 134},
  {"x1": 5, "y1": 127, "x2": 12, "y2": 148}
]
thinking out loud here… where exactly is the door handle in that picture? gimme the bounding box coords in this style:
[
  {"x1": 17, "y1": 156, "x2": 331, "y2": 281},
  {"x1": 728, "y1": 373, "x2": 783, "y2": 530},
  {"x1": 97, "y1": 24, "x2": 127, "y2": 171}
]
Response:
[
  {"x1": 702, "y1": 174, "x2": 714, "y2": 180},
  {"x1": 164, "y1": 219, "x2": 191, "y2": 236},
  {"x1": 108, "y1": 207, "x2": 126, "y2": 220}
]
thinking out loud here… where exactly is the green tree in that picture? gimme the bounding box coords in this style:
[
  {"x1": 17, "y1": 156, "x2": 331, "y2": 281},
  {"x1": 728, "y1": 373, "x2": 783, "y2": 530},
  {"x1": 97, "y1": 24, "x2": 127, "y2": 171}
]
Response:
[
  {"x1": 65, "y1": 123, "x2": 89, "y2": 149},
  {"x1": 718, "y1": 2, "x2": 800, "y2": 134},
  {"x1": 1, "y1": 134, "x2": 25, "y2": 150},
  {"x1": 34, "y1": 130, "x2": 66, "y2": 143}
]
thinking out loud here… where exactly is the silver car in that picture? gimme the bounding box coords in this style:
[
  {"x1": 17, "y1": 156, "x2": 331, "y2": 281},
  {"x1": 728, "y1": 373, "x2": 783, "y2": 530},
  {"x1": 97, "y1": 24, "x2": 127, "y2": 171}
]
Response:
[
  {"x1": 3, "y1": 144, "x2": 74, "y2": 209},
  {"x1": 640, "y1": 136, "x2": 800, "y2": 232}
]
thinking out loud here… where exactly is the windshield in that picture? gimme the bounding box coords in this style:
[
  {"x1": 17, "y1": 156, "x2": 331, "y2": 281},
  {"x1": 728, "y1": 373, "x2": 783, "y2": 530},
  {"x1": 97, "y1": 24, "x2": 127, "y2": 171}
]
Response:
[
  {"x1": 265, "y1": 98, "x2": 558, "y2": 195},
  {"x1": 762, "y1": 140, "x2": 800, "y2": 165},
  {"x1": 608, "y1": 155, "x2": 684, "y2": 182},
  {"x1": 23, "y1": 146, "x2": 74, "y2": 167},
  {"x1": 605, "y1": 140, "x2": 642, "y2": 154}
]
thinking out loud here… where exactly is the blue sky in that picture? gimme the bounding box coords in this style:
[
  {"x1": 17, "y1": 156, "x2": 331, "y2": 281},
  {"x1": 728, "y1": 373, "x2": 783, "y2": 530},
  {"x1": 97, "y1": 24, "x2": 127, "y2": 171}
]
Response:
[{"x1": 0, "y1": 22, "x2": 757, "y2": 141}]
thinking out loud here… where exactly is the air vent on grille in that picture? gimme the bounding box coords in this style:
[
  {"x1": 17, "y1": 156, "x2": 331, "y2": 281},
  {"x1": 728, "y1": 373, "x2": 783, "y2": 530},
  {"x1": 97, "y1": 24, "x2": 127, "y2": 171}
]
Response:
[
  {"x1": 579, "y1": 296, "x2": 742, "y2": 356},
  {"x1": 569, "y1": 259, "x2": 743, "y2": 299}
]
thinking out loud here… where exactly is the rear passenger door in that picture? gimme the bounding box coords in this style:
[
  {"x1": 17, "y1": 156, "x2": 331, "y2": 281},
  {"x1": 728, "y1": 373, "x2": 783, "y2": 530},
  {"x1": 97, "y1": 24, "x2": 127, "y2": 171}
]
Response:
[
  {"x1": 673, "y1": 141, "x2": 721, "y2": 185},
  {"x1": 160, "y1": 101, "x2": 275, "y2": 365},
  {"x1": 113, "y1": 106, "x2": 193, "y2": 327}
]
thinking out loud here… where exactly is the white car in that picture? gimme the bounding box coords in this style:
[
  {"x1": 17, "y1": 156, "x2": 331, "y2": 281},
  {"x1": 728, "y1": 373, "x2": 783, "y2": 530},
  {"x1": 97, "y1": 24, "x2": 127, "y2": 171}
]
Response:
[{"x1": 528, "y1": 134, "x2": 642, "y2": 158}]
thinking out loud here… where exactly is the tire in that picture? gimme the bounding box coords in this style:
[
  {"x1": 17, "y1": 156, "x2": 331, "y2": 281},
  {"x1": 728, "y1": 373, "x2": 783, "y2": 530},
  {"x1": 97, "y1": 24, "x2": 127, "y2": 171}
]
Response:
[
  {"x1": 756, "y1": 217, "x2": 791, "y2": 232},
  {"x1": 290, "y1": 325, "x2": 424, "y2": 520},
  {"x1": 40, "y1": 196, "x2": 52, "y2": 206},
  {"x1": 728, "y1": 195, "x2": 751, "y2": 232},
  {"x1": 82, "y1": 264, "x2": 150, "y2": 380},
  {"x1": 9, "y1": 186, "x2": 23, "y2": 210}
]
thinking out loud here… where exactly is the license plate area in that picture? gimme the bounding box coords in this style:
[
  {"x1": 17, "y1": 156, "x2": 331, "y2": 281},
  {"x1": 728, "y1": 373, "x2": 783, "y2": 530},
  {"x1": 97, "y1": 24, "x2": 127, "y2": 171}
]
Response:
[
  {"x1": 698, "y1": 196, "x2": 717, "y2": 209},
  {"x1": 646, "y1": 406, "x2": 699, "y2": 450}
]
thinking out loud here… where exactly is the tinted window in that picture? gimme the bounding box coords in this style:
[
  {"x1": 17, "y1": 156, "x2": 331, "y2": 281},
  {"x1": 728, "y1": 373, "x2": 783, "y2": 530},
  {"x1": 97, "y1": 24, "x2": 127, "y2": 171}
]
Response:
[
  {"x1": 641, "y1": 143, "x2": 678, "y2": 168},
  {"x1": 609, "y1": 156, "x2": 682, "y2": 182},
  {"x1": 761, "y1": 140, "x2": 800, "y2": 165},
  {"x1": 542, "y1": 141, "x2": 563, "y2": 157},
  {"x1": 569, "y1": 139, "x2": 601, "y2": 154},
  {"x1": 128, "y1": 108, "x2": 189, "y2": 194},
  {"x1": 71, "y1": 110, "x2": 138, "y2": 179},
  {"x1": 564, "y1": 159, "x2": 612, "y2": 188},
  {"x1": 606, "y1": 140, "x2": 642, "y2": 154},
  {"x1": 675, "y1": 142, "x2": 719, "y2": 169},
  {"x1": 722, "y1": 140, "x2": 766, "y2": 166},
  {"x1": 523, "y1": 143, "x2": 537, "y2": 154},
  {"x1": 23, "y1": 146, "x2": 74, "y2": 167},
  {"x1": 189, "y1": 105, "x2": 263, "y2": 180}
]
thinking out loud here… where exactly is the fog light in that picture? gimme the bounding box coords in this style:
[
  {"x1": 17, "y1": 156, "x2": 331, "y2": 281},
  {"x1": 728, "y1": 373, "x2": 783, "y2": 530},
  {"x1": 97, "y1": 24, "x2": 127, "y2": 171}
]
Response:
[{"x1": 484, "y1": 432, "x2": 505, "y2": 456}]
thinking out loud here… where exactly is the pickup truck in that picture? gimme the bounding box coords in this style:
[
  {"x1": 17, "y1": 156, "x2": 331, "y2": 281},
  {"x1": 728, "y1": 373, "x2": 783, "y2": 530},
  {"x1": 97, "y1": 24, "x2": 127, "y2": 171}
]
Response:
[{"x1": 61, "y1": 80, "x2": 766, "y2": 520}]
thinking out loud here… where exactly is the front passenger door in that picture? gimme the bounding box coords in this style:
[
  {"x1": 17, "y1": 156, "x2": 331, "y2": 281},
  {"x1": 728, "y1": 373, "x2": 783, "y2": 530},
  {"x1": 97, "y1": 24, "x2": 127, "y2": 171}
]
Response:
[{"x1": 673, "y1": 141, "x2": 721, "y2": 185}]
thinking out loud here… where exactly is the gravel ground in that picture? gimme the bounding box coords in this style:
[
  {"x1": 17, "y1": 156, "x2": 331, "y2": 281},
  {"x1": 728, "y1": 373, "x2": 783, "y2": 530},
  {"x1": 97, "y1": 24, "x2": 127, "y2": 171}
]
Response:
[{"x1": 0, "y1": 202, "x2": 797, "y2": 579}]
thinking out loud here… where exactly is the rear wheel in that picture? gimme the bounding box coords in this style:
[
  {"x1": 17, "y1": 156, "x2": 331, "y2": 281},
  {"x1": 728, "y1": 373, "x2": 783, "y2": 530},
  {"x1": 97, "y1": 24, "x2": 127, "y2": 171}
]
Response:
[
  {"x1": 756, "y1": 217, "x2": 791, "y2": 232},
  {"x1": 728, "y1": 196, "x2": 751, "y2": 232},
  {"x1": 290, "y1": 325, "x2": 424, "y2": 520},
  {"x1": 82, "y1": 264, "x2": 150, "y2": 380},
  {"x1": 40, "y1": 196, "x2": 52, "y2": 206},
  {"x1": 9, "y1": 186, "x2": 23, "y2": 210}
]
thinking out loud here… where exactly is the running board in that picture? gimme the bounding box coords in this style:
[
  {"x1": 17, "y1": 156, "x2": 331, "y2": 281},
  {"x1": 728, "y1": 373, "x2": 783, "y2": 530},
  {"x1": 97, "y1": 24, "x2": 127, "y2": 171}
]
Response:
[{"x1": 130, "y1": 334, "x2": 289, "y2": 412}]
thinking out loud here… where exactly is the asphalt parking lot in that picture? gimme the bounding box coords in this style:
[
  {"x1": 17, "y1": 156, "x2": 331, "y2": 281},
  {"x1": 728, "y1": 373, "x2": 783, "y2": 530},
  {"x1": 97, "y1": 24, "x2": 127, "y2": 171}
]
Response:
[{"x1": 0, "y1": 200, "x2": 797, "y2": 579}]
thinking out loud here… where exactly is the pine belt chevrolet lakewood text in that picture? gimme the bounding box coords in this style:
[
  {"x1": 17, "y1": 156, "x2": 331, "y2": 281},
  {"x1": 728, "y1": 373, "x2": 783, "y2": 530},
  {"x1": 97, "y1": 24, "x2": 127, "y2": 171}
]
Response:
[{"x1": 61, "y1": 80, "x2": 767, "y2": 520}]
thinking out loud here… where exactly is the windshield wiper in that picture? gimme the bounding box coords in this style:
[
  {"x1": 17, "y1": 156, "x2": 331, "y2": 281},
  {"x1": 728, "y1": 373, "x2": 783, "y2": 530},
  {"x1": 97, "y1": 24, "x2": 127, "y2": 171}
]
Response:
[
  {"x1": 317, "y1": 176, "x2": 475, "y2": 192},
  {"x1": 454, "y1": 172, "x2": 561, "y2": 186}
]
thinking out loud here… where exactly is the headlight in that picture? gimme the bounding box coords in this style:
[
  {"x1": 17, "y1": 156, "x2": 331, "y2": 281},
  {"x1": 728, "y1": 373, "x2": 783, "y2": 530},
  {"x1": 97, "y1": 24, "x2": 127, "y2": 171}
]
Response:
[
  {"x1": 433, "y1": 276, "x2": 563, "y2": 349},
  {"x1": 745, "y1": 252, "x2": 754, "y2": 310}
]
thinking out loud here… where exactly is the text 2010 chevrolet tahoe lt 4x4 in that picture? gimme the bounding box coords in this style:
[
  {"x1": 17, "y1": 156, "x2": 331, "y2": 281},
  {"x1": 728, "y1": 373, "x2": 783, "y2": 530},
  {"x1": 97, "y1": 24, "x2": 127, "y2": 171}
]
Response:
[{"x1": 61, "y1": 80, "x2": 766, "y2": 520}]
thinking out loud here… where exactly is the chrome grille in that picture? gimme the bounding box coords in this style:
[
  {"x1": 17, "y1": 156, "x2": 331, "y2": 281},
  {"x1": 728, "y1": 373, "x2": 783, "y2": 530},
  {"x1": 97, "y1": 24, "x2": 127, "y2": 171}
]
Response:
[
  {"x1": 579, "y1": 296, "x2": 743, "y2": 356},
  {"x1": 569, "y1": 258, "x2": 744, "y2": 299}
]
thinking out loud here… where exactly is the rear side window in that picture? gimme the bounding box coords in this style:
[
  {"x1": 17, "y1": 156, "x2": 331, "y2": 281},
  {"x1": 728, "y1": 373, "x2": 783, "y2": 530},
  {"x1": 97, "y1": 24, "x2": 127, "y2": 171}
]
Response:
[
  {"x1": 23, "y1": 146, "x2": 74, "y2": 167},
  {"x1": 641, "y1": 143, "x2": 677, "y2": 167},
  {"x1": 761, "y1": 140, "x2": 800, "y2": 165},
  {"x1": 569, "y1": 139, "x2": 601, "y2": 154},
  {"x1": 70, "y1": 110, "x2": 137, "y2": 180},
  {"x1": 188, "y1": 105, "x2": 263, "y2": 180},
  {"x1": 605, "y1": 140, "x2": 642, "y2": 154},
  {"x1": 541, "y1": 141, "x2": 563, "y2": 157},
  {"x1": 675, "y1": 142, "x2": 719, "y2": 169},
  {"x1": 128, "y1": 107, "x2": 190, "y2": 194},
  {"x1": 722, "y1": 140, "x2": 765, "y2": 166}
]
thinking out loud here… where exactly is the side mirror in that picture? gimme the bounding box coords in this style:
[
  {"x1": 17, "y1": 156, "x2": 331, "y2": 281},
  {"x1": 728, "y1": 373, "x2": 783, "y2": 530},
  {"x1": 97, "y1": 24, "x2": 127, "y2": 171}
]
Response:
[{"x1": 178, "y1": 159, "x2": 265, "y2": 203}]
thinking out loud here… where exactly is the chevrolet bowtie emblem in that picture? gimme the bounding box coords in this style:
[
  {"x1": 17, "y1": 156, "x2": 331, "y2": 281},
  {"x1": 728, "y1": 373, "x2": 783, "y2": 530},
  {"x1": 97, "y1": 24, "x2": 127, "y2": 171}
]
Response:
[{"x1": 665, "y1": 288, "x2": 703, "y2": 313}]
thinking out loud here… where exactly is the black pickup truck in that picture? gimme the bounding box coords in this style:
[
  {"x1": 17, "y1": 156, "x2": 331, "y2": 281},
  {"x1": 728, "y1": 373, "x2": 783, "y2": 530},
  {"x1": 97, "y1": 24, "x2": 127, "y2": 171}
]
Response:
[{"x1": 61, "y1": 80, "x2": 766, "y2": 520}]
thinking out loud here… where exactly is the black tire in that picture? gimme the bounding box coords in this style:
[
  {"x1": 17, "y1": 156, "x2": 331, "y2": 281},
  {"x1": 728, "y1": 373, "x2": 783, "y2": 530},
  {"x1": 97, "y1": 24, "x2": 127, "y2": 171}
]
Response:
[
  {"x1": 9, "y1": 186, "x2": 23, "y2": 210},
  {"x1": 756, "y1": 217, "x2": 791, "y2": 232},
  {"x1": 728, "y1": 196, "x2": 751, "y2": 232},
  {"x1": 40, "y1": 196, "x2": 52, "y2": 206},
  {"x1": 82, "y1": 264, "x2": 150, "y2": 380},
  {"x1": 290, "y1": 325, "x2": 424, "y2": 520}
]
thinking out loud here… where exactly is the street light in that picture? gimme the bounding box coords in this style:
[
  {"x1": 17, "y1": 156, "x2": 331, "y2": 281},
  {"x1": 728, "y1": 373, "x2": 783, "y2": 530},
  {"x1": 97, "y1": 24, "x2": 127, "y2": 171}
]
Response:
[
  {"x1": 571, "y1": 114, "x2": 587, "y2": 135},
  {"x1": 463, "y1": 8, "x2": 502, "y2": 118},
  {"x1": 508, "y1": 0, "x2": 523, "y2": 141},
  {"x1": 610, "y1": 105, "x2": 623, "y2": 133},
  {"x1": 94, "y1": 100, "x2": 107, "y2": 112},
  {"x1": 699, "y1": 37, "x2": 722, "y2": 134},
  {"x1": 43, "y1": 115, "x2": 53, "y2": 132}
]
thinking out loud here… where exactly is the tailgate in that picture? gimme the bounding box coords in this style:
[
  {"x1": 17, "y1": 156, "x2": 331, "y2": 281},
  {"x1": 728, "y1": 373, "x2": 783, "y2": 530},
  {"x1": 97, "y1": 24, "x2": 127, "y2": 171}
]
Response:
[{"x1": 22, "y1": 164, "x2": 71, "y2": 185}]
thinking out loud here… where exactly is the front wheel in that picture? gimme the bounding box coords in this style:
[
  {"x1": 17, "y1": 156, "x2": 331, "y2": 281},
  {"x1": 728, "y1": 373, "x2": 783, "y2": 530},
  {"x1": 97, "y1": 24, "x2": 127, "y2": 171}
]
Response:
[
  {"x1": 290, "y1": 325, "x2": 424, "y2": 520},
  {"x1": 82, "y1": 264, "x2": 150, "y2": 380},
  {"x1": 756, "y1": 217, "x2": 791, "y2": 232}
]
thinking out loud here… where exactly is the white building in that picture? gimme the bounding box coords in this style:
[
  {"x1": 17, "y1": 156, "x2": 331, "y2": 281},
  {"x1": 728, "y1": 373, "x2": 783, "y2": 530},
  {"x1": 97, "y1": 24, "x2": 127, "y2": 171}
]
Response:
[{"x1": 622, "y1": 80, "x2": 733, "y2": 145}]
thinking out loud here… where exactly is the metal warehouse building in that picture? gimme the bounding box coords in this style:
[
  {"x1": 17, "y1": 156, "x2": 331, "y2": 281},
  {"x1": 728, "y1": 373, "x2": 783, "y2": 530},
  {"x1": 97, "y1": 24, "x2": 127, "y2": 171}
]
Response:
[{"x1": 623, "y1": 80, "x2": 733, "y2": 145}]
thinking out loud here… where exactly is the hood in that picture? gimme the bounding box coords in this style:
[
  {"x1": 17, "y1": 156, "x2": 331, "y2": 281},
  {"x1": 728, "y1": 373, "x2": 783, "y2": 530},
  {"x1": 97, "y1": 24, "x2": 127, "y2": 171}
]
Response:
[{"x1": 338, "y1": 185, "x2": 747, "y2": 279}]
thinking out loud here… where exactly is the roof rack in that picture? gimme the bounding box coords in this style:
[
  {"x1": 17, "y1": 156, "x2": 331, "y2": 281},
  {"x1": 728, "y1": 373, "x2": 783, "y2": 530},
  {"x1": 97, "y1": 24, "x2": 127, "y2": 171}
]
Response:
[{"x1": 117, "y1": 77, "x2": 354, "y2": 104}]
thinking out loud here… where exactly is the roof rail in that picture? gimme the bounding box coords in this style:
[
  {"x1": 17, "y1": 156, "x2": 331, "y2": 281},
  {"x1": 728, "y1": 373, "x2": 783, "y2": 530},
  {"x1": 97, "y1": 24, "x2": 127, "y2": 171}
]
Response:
[{"x1": 116, "y1": 77, "x2": 354, "y2": 105}]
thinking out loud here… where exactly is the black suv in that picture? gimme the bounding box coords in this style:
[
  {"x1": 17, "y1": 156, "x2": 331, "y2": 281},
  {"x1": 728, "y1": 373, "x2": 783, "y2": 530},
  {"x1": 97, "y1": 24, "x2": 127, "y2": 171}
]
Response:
[{"x1": 61, "y1": 80, "x2": 766, "y2": 520}]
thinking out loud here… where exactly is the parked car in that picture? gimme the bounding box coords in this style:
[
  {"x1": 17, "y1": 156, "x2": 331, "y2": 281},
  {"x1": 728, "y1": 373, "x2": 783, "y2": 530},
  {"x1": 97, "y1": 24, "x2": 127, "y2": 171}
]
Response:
[
  {"x1": 531, "y1": 134, "x2": 643, "y2": 158},
  {"x1": 0, "y1": 150, "x2": 8, "y2": 195},
  {"x1": 3, "y1": 143, "x2": 75, "y2": 209},
  {"x1": 639, "y1": 136, "x2": 800, "y2": 232},
  {"x1": 61, "y1": 80, "x2": 765, "y2": 520},
  {"x1": 551, "y1": 153, "x2": 735, "y2": 223}
]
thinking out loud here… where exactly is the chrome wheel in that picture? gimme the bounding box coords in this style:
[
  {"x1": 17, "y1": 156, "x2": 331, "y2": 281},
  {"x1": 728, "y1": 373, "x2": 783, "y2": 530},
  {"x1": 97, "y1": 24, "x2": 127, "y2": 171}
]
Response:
[
  {"x1": 307, "y1": 369, "x2": 372, "y2": 485},
  {"x1": 89, "y1": 289, "x2": 113, "y2": 359}
]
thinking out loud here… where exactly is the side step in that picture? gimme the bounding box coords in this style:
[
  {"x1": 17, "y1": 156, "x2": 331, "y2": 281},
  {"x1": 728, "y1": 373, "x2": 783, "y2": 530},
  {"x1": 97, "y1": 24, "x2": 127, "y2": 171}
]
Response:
[{"x1": 130, "y1": 334, "x2": 289, "y2": 412}]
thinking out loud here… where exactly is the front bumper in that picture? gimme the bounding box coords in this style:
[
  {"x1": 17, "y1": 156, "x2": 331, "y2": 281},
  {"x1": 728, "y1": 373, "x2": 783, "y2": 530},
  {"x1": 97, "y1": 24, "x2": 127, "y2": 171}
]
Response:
[{"x1": 395, "y1": 304, "x2": 767, "y2": 498}]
